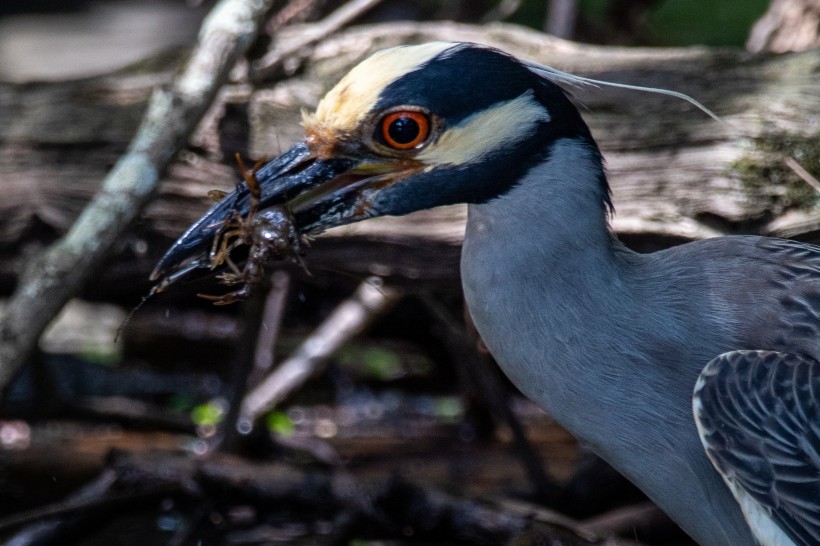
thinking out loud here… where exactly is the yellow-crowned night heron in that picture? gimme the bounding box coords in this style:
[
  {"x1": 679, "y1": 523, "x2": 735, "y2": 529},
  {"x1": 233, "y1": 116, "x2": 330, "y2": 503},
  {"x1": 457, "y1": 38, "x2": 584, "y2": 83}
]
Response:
[{"x1": 153, "y1": 43, "x2": 820, "y2": 546}]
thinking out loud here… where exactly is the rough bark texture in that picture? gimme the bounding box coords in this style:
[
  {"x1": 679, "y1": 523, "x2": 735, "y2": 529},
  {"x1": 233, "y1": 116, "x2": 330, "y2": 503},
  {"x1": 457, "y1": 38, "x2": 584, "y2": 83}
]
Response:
[
  {"x1": 747, "y1": 0, "x2": 820, "y2": 53},
  {"x1": 2, "y1": 22, "x2": 819, "y2": 294}
]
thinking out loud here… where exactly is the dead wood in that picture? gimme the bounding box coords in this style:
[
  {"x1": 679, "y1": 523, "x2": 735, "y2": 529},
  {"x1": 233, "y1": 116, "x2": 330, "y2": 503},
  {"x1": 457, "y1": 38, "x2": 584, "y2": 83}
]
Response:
[
  {"x1": 0, "y1": 0, "x2": 281, "y2": 395},
  {"x1": 747, "y1": 0, "x2": 820, "y2": 53},
  {"x1": 1, "y1": 449, "x2": 641, "y2": 545},
  {"x1": 1, "y1": 470, "x2": 121, "y2": 546},
  {"x1": 251, "y1": 0, "x2": 384, "y2": 81},
  {"x1": 1, "y1": 462, "x2": 191, "y2": 546},
  {"x1": 248, "y1": 270, "x2": 291, "y2": 386},
  {"x1": 2, "y1": 23, "x2": 818, "y2": 292},
  {"x1": 579, "y1": 502, "x2": 668, "y2": 539},
  {"x1": 1, "y1": 22, "x2": 818, "y2": 383},
  {"x1": 240, "y1": 279, "x2": 402, "y2": 422},
  {"x1": 375, "y1": 477, "x2": 643, "y2": 545},
  {"x1": 73, "y1": 396, "x2": 194, "y2": 432},
  {"x1": 208, "y1": 286, "x2": 269, "y2": 454}
]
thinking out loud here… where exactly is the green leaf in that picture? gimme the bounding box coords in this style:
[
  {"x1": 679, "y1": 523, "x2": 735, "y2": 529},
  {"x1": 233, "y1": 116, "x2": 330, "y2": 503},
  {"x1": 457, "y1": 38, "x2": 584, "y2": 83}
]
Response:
[
  {"x1": 266, "y1": 411, "x2": 295, "y2": 436},
  {"x1": 191, "y1": 401, "x2": 224, "y2": 426}
]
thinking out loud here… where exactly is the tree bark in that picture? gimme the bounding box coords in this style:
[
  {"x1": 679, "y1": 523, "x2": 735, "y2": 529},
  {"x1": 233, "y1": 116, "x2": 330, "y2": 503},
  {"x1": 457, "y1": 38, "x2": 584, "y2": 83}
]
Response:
[{"x1": 747, "y1": 0, "x2": 820, "y2": 53}]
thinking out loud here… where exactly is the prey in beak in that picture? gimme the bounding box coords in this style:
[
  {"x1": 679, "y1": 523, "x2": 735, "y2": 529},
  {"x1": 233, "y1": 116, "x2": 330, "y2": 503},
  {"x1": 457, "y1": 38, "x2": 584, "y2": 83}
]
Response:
[
  {"x1": 149, "y1": 126, "x2": 425, "y2": 303},
  {"x1": 150, "y1": 41, "x2": 556, "y2": 303}
]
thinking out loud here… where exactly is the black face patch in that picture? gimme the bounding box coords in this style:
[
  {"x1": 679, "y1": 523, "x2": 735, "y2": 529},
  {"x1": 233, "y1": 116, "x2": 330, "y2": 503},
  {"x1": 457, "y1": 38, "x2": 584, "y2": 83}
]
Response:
[
  {"x1": 375, "y1": 45, "x2": 539, "y2": 126},
  {"x1": 374, "y1": 44, "x2": 592, "y2": 140},
  {"x1": 370, "y1": 44, "x2": 610, "y2": 213}
]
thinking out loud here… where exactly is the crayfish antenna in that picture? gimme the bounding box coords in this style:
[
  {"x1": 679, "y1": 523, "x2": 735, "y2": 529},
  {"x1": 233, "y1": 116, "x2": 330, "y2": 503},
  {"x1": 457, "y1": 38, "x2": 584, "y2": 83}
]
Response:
[{"x1": 115, "y1": 291, "x2": 154, "y2": 342}]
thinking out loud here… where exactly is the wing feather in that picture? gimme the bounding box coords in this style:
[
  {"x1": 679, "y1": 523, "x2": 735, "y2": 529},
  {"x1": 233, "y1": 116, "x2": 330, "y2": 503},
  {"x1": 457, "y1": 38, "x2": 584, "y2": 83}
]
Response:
[{"x1": 694, "y1": 350, "x2": 820, "y2": 546}]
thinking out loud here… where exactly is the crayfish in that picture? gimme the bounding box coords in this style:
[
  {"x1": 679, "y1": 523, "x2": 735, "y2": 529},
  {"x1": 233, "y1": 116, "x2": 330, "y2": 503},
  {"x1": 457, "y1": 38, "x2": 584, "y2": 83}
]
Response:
[{"x1": 195, "y1": 156, "x2": 306, "y2": 305}]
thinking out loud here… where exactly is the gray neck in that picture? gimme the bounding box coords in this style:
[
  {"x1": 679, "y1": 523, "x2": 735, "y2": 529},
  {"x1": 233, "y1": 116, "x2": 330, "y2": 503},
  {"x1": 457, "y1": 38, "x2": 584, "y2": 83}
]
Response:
[
  {"x1": 463, "y1": 138, "x2": 641, "y2": 423},
  {"x1": 460, "y1": 138, "x2": 755, "y2": 546}
]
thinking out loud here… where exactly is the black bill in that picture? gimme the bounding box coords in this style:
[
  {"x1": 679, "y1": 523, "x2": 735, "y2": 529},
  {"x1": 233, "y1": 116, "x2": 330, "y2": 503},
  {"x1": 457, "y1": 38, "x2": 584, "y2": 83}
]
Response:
[{"x1": 150, "y1": 141, "x2": 419, "y2": 292}]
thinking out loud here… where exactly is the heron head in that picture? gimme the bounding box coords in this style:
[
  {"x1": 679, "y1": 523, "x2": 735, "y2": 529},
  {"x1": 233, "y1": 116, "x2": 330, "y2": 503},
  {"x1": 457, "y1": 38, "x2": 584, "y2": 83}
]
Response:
[{"x1": 152, "y1": 42, "x2": 599, "y2": 284}]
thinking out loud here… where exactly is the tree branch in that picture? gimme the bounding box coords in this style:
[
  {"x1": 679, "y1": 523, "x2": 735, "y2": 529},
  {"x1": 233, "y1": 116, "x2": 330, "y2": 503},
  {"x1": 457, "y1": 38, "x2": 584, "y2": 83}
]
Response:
[
  {"x1": 0, "y1": 0, "x2": 277, "y2": 397},
  {"x1": 240, "y1": 279, "x2": 402, "y2": 422},
  {"x1": 250, "y1": 0, "x2": 383, "y2": 81}
]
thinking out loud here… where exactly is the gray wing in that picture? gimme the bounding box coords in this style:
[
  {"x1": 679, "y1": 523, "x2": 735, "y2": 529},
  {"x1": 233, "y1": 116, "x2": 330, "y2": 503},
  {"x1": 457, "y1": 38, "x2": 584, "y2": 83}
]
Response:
[
  {"x1": 754, "y1": 238, "x2": 820, "y2": 357},
  {"x1": 693, "y1": 350, "x2": 820, "y2": 546}
]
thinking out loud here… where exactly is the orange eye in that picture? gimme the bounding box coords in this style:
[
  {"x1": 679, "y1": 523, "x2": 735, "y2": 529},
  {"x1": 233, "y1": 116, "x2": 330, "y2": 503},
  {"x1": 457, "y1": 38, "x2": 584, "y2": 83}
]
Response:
[{"x1": 380, "y1": 111, "x2": 430, "y2": 150}]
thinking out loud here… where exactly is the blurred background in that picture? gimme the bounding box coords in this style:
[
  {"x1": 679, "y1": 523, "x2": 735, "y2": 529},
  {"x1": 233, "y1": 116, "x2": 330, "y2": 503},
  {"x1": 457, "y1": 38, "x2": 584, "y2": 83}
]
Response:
[
  {"x1": 0, "y1": 1, "x2": 816, "y2": 546},
  {"x1": 0, "y1": 0, "x2": 771, "y2": 81}
]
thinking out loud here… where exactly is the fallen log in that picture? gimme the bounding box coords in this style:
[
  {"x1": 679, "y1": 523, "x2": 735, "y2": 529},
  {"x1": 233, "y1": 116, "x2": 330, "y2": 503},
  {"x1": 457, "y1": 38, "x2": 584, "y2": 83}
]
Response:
[{"x1": 2, "y1": 21, "x2": 818, "y2": 296}]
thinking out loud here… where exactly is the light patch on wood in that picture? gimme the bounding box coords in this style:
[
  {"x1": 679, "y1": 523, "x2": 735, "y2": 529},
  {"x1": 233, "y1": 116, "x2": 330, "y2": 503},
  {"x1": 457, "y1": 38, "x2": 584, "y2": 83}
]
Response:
[
  {"x1": 417, "y1": 90, "x2": 549, "y2": 167},
  {"x1": 303, "y1": 42, "x2": 457, "y2": 133}
]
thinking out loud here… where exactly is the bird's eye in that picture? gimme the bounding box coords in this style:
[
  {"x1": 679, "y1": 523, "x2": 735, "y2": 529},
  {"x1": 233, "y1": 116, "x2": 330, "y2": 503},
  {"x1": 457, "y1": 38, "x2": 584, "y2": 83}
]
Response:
[{"x1": 379, "y1": 111, "x2": 430, "y2": 150}]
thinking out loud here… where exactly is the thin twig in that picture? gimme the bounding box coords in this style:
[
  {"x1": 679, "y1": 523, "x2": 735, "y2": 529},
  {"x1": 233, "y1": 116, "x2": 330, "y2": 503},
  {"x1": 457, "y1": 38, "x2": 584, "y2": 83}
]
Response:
[
  {"x1": 579, "y1": 501, "x2": 666, "y2": 538},
  {"x1": 785, "y1": 156, "x2": 820, "y2": 194},
  {"x1": 0, "y1": 470, "x2": 118, "y2": 535},
  {"x1": 240, "y1": 278, "x2": 401, "y2": 422},
  {"x1": 267, "y1": 0, "x2": 323, "y2": 32},
  {"x1": 251, "y1": 0, "x2": 383, "y2": 81},
  {"x1": 0, "y1": 0, "x2": 277, "y2": 398},
  {"x1": 4, "y1": 452, "x2": 203, "y2": 543},
  {"x1": 211, "y1": 288, "x2": 268, "y2": 454},
  {"x1": 249, "y1": 270, "x2": 291, "y2": 386}
]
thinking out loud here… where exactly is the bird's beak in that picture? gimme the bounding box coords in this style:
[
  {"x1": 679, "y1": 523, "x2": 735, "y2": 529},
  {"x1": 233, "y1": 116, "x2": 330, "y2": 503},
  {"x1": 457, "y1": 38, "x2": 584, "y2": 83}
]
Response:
[{"x1": 150, "y1": 140, "x2": 422, "y2": 288}]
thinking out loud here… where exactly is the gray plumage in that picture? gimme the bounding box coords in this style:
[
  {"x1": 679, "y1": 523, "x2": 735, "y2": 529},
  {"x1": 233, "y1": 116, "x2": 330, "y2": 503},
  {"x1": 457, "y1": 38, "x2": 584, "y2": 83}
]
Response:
[
  {"x1": 155, "y1": 42, "x2": 820, "y2": 546},
  {"x1": 462, "y1": 139, "x2": 820, "y2": 545},
  {"x1": 695, "y1": 350, "x2": 820, "y2": 546}
]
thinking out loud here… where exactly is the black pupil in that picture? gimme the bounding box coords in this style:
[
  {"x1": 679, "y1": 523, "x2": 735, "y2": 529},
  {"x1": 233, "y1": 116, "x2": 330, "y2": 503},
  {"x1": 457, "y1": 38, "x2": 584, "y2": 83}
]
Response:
[{"x1": 388, "y1": 116, "x2": 420, "y2": 144}]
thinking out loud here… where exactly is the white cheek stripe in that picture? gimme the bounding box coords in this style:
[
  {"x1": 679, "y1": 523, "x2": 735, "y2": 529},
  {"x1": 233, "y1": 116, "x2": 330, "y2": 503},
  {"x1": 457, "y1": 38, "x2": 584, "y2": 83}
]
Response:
[
  {"x1": 418, "y1": 90, "x2": 550, "y2": 167},
  {"x1": 308, "y1": 42, "x2": 457, "y2": 131}
]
